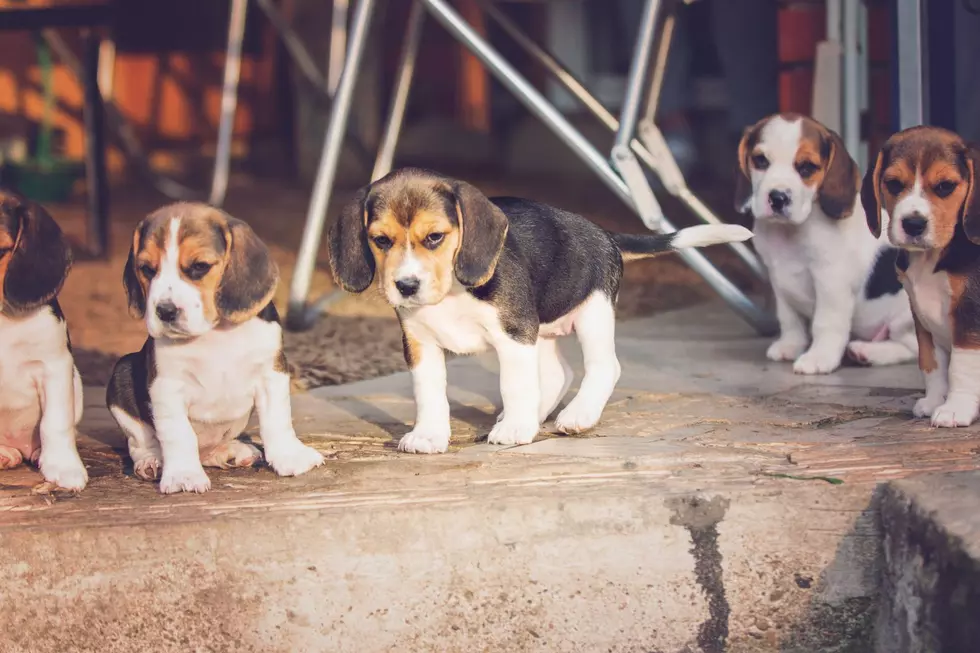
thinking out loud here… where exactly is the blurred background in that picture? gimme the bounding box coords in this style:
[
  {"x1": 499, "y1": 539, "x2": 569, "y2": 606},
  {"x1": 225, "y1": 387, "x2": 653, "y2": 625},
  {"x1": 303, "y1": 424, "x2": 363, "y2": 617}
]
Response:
[{"x1": 0, "y1": 0, "x2": 973, "y2": 390}]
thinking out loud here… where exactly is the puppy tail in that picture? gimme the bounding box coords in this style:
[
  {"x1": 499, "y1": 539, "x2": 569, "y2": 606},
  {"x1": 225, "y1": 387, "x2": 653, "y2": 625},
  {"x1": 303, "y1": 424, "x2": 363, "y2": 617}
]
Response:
[{"x1": 612, "y1": 224, "x2": 753, "y2": 262}]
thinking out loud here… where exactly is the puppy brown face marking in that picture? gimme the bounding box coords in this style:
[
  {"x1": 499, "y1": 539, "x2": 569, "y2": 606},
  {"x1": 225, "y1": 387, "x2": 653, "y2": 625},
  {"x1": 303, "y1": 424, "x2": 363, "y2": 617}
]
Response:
[
  {"x1": 125, "y1": 202, "x2": 277, "y2": 338},
  {"x1": 862, "y1": 126, "x2": 978, "y2": 249},
  {"x1": 329, "y1": 169, "x2": 508, "y2": 308},
  {"x1": 736, "y1": 113, "x2": 857, "y2": 223}
]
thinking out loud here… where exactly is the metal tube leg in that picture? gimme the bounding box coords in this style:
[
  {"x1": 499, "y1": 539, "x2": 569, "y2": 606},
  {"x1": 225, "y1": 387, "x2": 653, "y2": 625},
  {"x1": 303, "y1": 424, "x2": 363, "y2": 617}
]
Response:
[
  {"x1": 644, "y1": 9, "x2": 675, "y2": 122},
  {"x1": 256, "y1": 0, "x2": 330, "y2": 97},
  {"x1": 82, "y1": 30, "x2": 109, "y2": 259},
  {"x1": 615, "y1": 0, "x2": 661, "y2": 148},
  {"x1": 480, "y1": 0, "x2": 766, "y2": 282},
  {"x1": 210, "y1": 0, "x2": 249, "y2": 208},
  {"x1": 329, "y1": 0, "x2": 350, "y2": 95},
  {"x1": 286, "y1": 0, "x2": 378, "y2": 329},
  {"x1": 419, "y1": 0, "x2": 775, "y2": 335},
  {"x1": 897, "y1": 0, "x2": 924, "y2": 129},
  {"x1": 372, "y1": 1, "x2": 425, "y2": 181},
  {"x1": 842, "y1": 0, "x2": 860, "y2": 158}
]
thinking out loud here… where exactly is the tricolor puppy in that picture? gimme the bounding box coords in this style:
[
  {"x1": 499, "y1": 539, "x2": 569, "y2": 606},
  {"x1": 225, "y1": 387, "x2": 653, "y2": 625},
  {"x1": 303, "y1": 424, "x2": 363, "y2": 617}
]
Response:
[
  {"x1": 328, "y1": 168, "x2": 752, "y2": 453},
  {"x1": 106, "y1": 202, "x2": 324, "y2": 493},
  {"x1": 862, "y1": 126, "x2": 980, "y2": 427},
  {"x1": 735, "y1": 113, "x2": 917, "y2": 374},
  {"x1": 0, "y1": 192, "x2": 87, "y2": 490}
]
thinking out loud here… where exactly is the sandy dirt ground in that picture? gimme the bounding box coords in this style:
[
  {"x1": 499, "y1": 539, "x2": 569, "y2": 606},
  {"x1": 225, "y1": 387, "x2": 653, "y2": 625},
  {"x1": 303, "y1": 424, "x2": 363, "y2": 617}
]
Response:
[{"x1": 45, "y1": 172, "x2": 761, "y2": 391}]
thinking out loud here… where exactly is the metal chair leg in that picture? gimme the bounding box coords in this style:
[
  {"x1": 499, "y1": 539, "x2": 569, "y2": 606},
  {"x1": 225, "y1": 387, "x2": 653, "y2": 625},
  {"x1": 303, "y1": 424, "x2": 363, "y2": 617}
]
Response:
[
  {"x1": 82, "y1": 29, "x2": 109, "y2": 259},
  {"x1": 286, "y1": 0, "x2": 378, "y2": 330},
  {"x1": 372, "y1": 1, "x2": 425, "y2": 182},
  {"x1": 479, "y1": 0, "x2": 768, "y2": 283},
  {"x1": 210, "y1": 0, "x2": 249, "y2": 208},
  {"x1": 419, "y1": 0, "x2": 776, "y2": 335}
]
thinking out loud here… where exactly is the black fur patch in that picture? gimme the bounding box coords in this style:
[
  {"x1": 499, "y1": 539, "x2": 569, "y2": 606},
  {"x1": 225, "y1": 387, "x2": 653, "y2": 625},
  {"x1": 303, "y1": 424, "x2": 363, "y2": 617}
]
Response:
[
  {"x1": 105, "y1": 338, "x2": 156, "y2": 425},
  {"x1": 865, "y1": 248, "x2": 904, "y2": 299},
  {"x1": 895, "y1": 248, "x2": 910, "y2": 272},
  {"x1": 256, "y1": 301, "x2": 289, "y2": 373},
  {"x1": 463, "y1": 197, "x2": 623, "y2": 343}
]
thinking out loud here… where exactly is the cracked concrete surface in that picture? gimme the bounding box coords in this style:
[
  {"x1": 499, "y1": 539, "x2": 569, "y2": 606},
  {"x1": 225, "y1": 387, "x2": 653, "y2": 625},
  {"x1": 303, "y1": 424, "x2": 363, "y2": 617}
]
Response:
[{"x1": 0, "y1": 302, "x2": 978, "y2": 652}]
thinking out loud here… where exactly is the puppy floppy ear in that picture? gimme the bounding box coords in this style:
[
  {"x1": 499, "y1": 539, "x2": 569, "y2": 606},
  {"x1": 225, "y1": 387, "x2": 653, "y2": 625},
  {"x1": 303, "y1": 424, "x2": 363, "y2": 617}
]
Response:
[
  {"x1": 3, "y1": 200, "x2": 72, "y2": 313},
  {"x1": 861, "y1": 150, "x2": 885, "y2": 238},
  {"x1": 216, "y1": 218, "x2": 279, "y2": 322},
  {"x1": 452, "y1": 180, "x2": 508, "y2": 287},
  {"x1": 328, "y1": 186, "x2": 375, "y2": 293},
  {"x1": 734, "y1": 123, "x2": 761, "y2": 214},
  {"x1": 818, "y1": 127, "x2": 859, "y2": 219},
  {"x1": 123, "y1": 228, "x2": 146, "y2": 318},
  {"x1": 960, "y1": 145, "x2": 980, "y2": 244}
]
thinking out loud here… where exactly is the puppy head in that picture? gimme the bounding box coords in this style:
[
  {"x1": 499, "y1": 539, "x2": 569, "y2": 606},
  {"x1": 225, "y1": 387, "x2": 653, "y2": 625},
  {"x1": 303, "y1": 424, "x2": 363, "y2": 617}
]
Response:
[
  {"x1": 124, "y1": 202, "x2": 278, "y2": 339},
  {"x1": 861, "y1": 126, "x2": 979, "y2": 250},
  {"x1": 328, "y1": 168, "x2": 508, "y2": 308},
  {"x1": 0, "y1": 192, "x2": 72, "y2": 315},
  {"x1": 735, "y1": 113, "x2": 858, "y2": 224}
]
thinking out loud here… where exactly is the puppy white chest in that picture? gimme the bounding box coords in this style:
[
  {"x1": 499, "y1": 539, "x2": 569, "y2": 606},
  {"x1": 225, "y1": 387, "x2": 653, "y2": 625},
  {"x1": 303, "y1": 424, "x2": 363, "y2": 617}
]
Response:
[
  {"x1": 155, "y1": 317, "x2": 282, "y2": 422},
  {"x1": 904, "y1": 257, "x2": 953, "y2": 349},
  {"x1": 402, "y1": 292, "x2": 499, "y2": 354},
  {"x1": 0, "y1": 310, "x2": 64, "y2": 414},
  {"x1": 755, "y1": 223, "x2": 817, "y2": 315}
]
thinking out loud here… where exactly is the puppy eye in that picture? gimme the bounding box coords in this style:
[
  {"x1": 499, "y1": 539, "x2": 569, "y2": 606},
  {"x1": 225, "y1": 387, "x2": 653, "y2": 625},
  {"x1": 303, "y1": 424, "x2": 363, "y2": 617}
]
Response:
[
  {"x1": 0, "y1": 247, "x2": 11, "y2": 258},
  {"x1": 933, "y1": 180, "x2": 957, "y2": 198},
  {"x1": 796, "y1": 161, "x2": 819, "y2": 179},
  {"x1": 185, "y1": 261, "x2": 214, "y2": 280},
  {"x1": 372, "y1": 235, "x2": 393, "y2": 250},
  {"x1": 423, "y1": 233, "x2": 445, "y2": 249},
  {"x1": 885, "y1": 179, "x2": 905, "y2": 196},
  {"x1": 751, "y1": 154, "x2": 770, "y2": 171},
  {"x1": 138, "y1": 263, "x2": 157, "y2": 279}
]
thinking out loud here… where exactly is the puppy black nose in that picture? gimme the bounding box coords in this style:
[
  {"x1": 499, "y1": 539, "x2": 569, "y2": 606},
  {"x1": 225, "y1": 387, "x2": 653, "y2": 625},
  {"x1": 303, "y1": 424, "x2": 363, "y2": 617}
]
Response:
[
  {"x1": 768, "y1": 190, "x2": 790, "y2": 212},
  {"x1": 155, "y1": 301, "x2": 179, "y2": 323},
  {"x1": 902, "y1": 215, "x2": 928, "y2": 237},
  {"x1": 395, "y1": 277, "x2": 420, "y2": 298}
]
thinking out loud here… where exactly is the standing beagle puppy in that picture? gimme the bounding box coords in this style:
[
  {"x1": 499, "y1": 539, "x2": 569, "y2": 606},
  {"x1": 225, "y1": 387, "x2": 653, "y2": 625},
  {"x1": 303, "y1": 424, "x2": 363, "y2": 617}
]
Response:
[
  {"x1": 107, "y1": 203, "x2": 324, "y2": 493},
  {"x1": 0, "y1": 192, "x2": 87, "y2": 490},
  {"x1": 329, "y1": 168, "x2": 752, "y2": 454},
  {"x1": 862, "y1": 126, "x2": 980, "y2": 427},
  {"x1": 736, "y1": 113, "x2": 917, "y2": 374}
]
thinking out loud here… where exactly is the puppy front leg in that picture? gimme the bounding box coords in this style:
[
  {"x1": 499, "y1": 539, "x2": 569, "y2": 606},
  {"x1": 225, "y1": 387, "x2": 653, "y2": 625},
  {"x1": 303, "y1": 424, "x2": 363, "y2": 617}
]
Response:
[
  {"x1": 150, "y1": 379, "x2": 210, "y2": 494},
  {"x1": 912, "y1": 314, "x2": 949, "y2": 418},
  {"x1": 37, "y1": 353, "x2": 88, "y2": 490},
  {"x1": 398, "y1": 337, "x2": 452, "y2": 454},
  {"x1": 256, "y1": 366, "x2": 325, "y2": 476},
  {"x1": 931, "y1": 346, "x2": 979, "y2": 427},
  {"x1": 767, "y1": 290, "x2": 809, "y2": 362},
  {"x1": 793, "y1": 274, "x2": 854, "y2": 374},
  {"x1": 488, "y1": 338, "x2": 540, "y2": 446}
]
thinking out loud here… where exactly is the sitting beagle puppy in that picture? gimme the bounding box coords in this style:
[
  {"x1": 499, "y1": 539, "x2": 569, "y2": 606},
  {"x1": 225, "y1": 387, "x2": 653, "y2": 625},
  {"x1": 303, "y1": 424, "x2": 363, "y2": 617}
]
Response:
[
  {"x1": 106, "y1": 203, "x2": 324, "y2": 493},
  {"x1": 735, "y1": 113, "x2": 917, "y2": 374},
  {"x1": 0, "y1": 192, "x2": 87, "y2": 490},
  {"x1": 328, "y1": 168, "x2": 752, "y2": 453},
  {"x1": 862, "y1": 126, "x2": 980, "y2": 427}
]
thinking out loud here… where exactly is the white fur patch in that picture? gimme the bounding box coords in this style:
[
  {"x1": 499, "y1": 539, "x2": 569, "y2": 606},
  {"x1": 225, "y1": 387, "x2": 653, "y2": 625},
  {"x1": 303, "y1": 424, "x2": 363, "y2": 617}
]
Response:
[{"x1": 671, "y1": 224, "x2": 753, "y2": 249}]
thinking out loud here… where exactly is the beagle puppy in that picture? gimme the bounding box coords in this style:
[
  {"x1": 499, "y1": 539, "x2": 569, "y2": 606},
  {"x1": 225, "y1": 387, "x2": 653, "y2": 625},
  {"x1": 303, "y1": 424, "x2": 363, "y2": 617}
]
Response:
[
  {"x1": 735, "y1": 113, "x2": 917, "y2": 374},
  {"x1": 328, "y1": 168, "x2": 752, "y2": 453},
  {"x1": 862, "y1": 126, "x2": 980, "y2": 427},
  {"x1": 0, "y1": 192, "x2": 87, "y2": 490},
  {"x1": 106, "y1": 203, "x2": 324, "y2": 493}
]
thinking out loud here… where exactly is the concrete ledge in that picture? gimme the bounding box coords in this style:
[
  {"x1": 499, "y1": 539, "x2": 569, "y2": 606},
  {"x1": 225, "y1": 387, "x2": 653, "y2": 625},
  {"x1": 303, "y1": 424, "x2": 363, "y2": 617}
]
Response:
[{"x1": 875, "y1": 471, "x2": 980, "y2": 653}]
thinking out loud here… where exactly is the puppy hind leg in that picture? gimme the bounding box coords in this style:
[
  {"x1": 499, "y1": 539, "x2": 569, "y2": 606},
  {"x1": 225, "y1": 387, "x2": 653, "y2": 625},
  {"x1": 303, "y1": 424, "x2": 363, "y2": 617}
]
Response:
[
  {"x1": 109, "y1": 406, "x2": 162, "y2": 481},
  {"x1": 555, "y1": 294, "x2": 620, "y2": 434},
  {"x1": 537, "y1": 337, "x2": 573, "y2": 422},
  {"x1": 846, "y1": 316, "x2": 918, "y2": 367},
  {"x1": 0, "y1": 446, "x2": 24, "y2": 470},
  {"x1": 201, "y1": 439, "x2": 262, "y2": 469}
]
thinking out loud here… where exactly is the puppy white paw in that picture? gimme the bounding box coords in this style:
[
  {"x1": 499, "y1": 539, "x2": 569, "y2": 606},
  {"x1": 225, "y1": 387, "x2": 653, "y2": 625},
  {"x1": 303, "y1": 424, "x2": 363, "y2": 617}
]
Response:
[
  {"x1": 555, "y1": 399, "x2": 604, "y2": 434},
  {"x1": 398, "y1": 423, "x2": 451, "y2": 454},
  {"x1": 265, "y1": 440, "x2": 325, "y2": 476},
  {"x1": 913, "y1": 394, "x2": 946, "y2": 418},
  {"x1": 133, "y1": 455, "x2": 162, "y2": 481},
  {"x1": 845, "y1": 341, "x2": 873, "y2": 366},
  {"x1": 202, "y1": 440, "x2": 262, "y2": 469},
  {"x1": 159, "y1": 465, "x2": 211, "y2": 494},
  {"x1": 930, "y1": 396, "x2": 979, "y2": 428},
  {"x1": 38, "y1": 448, "x2": 88, "y2": 491},
  {"x1": 488, "y1": 417, "x2": 539, "y2": 446},
  {"x1": 767, "y1": 337, "x2": 808, "y2": 362},
  {"x1": 0, "y1": 445, "x2": 24, "y2": 470},
  {"x1": 792, "y1": 349, "x2": 842, "y2": 375}
]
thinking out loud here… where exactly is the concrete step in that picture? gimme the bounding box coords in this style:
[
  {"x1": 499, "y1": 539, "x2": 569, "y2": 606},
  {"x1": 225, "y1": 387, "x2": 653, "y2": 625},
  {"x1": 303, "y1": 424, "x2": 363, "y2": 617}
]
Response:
[{"x1": 0, "y1": 303, "x2": 978, "y2": 652}]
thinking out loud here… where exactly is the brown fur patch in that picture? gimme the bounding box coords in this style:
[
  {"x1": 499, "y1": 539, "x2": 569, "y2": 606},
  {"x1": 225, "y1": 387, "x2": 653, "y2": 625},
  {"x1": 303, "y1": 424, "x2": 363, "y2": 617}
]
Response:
[
  {"x1": 912, "y1": 312, "x2": 938, "y2": 373},
  {"x1": 0, "y1": 219, "x2": 17, "y2": 307},
  {"x1": 949, "y1": 274, "x2": 980, "y2": 349}
]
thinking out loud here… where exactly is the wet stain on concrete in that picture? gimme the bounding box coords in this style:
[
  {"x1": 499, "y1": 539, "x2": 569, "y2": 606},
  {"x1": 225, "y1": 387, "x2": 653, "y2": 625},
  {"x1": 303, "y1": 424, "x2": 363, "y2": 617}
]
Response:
[{"x1": 668, "y1": 495, "x2": 731, "y2": 653}]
